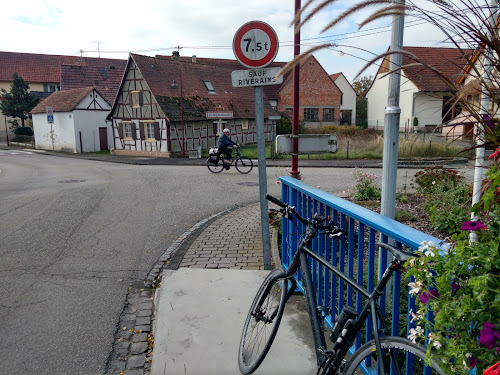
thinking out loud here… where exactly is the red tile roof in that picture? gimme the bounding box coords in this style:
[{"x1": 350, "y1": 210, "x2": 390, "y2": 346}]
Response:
[
  {"x1": 0, "y1": 51, "x2": 125, "y2": 84},
  {"x1": 156, "y1": 54, "x2": 287, "y2": 100},
  {"x1": 60, "y1": 63, "x2": 126, "y2": 104},
  {"x1": 130, "y1": 54, "x2": 280, "y2": 121},
  {"x1": 378, "y1": 46, "x2": 473, "y2": 91},
  {"x1": 30, "y1": 87, "x2": 95, "y2": 113}
]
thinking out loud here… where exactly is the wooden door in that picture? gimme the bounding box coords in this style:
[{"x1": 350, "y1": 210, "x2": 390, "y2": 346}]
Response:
[{"x1": 99, "y1": 127, "x2": 108, "y2": 150}]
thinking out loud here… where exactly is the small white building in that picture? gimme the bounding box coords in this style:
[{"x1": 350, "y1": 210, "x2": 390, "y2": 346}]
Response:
[
  {"x1": 31, "y1": 87, "x2": 112, "y2": 153},
  {"x1": 330, "y1": 73, "x2": 356, "y2": 125},
  {"x1": 365, "y1": 46, "x2": 472, "y2": 132}
]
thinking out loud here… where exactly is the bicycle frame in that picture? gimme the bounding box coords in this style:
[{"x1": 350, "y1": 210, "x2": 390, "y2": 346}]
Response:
[{"x1": 287, "y1": 234, "x2": 401, "y2": 373}]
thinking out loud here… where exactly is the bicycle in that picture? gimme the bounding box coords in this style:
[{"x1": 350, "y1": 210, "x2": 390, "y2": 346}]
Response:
[
  {"x1": 238, "y1": 194, "x2": 444, "y2": 375},
  {"x1": 206, "y1": 147, "x2": 253, "y2": 174}
]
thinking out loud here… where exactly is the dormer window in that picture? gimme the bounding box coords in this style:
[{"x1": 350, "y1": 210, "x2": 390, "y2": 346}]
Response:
[
  {"x1": 203, "y1": 80, "x2": 216, "y2": 94},
  {"x1": 131, "y1": 91, "x2": 143, "y2": 108}
]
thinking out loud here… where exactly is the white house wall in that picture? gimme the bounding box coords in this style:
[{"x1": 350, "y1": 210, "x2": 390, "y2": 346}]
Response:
[
  {"x1": 73, "y1": 110, "x2": 113, "y2": 152},
  {"x1": 33, "y1": 111, "x2": 76, "y2": 152},
  {"x1": 334, "y1": 74, "x2": 356, "y2": 124},
  {"x1": 412, "y1": 92, "x2": 445, "y2": 129}
]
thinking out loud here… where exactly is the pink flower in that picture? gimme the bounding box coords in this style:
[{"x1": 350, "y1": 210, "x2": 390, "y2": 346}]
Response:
[
  {"x1": 276, "y1": 181, "x2": 281, "y2": 185},
  {"x1": 461, "y1": 220, "x2": 487, "y2": 231},
  {"x1": 317, "y1": 186, "x2": 321, "y2": 189},
  {"x1": 285, "y1": 168, "x2": 289, "y2": 171}
]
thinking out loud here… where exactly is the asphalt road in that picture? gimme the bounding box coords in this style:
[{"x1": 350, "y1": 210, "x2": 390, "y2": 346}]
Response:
[{"x1": 0, "y1": 149, "x2": 475, "y2": 374}]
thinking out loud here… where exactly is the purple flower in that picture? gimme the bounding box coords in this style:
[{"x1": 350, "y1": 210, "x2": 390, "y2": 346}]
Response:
[
  {"x1": 461, "y1": 220, "x2": 487, "y2": 231},
  {"x1": 451, "y1": 282, "x2": 461, "y2": 296},
  {"x1": 418, "y1": 289, "x2": 439, "y2": 304},
  {"x1": 480, "y1": 322, "x2": 500, "y2": 349},
  {"x1": 482, "y1": 114, "x2": 495, "y2": 129},
  {"x1": 468, "y1": 355, "x2": 480, "y2": 368}
]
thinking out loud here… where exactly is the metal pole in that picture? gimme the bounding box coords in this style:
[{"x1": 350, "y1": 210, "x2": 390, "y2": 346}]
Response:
[
  {"x1": 470, "y1": 0, "x2": 498, "y2": 242},
  {"x1": 290, "y1": 0, "x2": 301, "y2": 179},
  {"x1": 255, "y1": 85, "x2": 272, "y2": 270},
  {"x1": 4, "y1": 116, "x2": 9, "y2": 146},
  {"x1": 380, "y1": 0, "x2": 405, "y2": 220}
]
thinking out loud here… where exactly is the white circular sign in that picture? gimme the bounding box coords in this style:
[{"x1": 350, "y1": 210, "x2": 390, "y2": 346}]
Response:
[{"x1": 233, "y1": 21, "x2": 279, "y2": 69}]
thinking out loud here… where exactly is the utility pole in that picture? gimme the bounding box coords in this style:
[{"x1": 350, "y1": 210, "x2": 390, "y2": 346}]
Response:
[
  {"x1": 290, "y1": 0, "x2": 301, "y2": 179},
  {"x1": 470, "y1": 0, "x2": 498, "y2": 242},
  {"x1": 380, "y1": 0, "x2": 405, "y2": 220}
]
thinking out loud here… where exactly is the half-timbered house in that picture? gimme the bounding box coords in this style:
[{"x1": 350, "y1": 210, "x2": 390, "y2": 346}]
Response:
[{"x1": 108, "y1": 53, "x2": 280, "y2": 157}]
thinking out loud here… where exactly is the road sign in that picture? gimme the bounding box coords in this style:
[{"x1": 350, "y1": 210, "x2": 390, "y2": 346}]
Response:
[
  {"x1": 206, "y1": 111, "x2": 233, "y2": 119},
  {"x1": 46, "y1": 106, "x2": 54, "y2": 123},
  {"x1": 231, "y1": 67, "x2": 283, "y2": 88},
  {"x1": 233, "y1": 21, "x2": 279, "y2": 69}
]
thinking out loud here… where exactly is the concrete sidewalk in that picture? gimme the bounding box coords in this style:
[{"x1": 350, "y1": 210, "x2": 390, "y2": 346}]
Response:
[{"x1": 150, "y1": 203, "x2": 319, "y2": 375}]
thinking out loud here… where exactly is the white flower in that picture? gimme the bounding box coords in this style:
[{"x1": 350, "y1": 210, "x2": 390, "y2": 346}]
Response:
[
  {"x1": 408, "y1": 326, "x2": 424, "y2": 343},
  {"x1": 408, "y1": 281, "x2": 423, "y2": 295}
]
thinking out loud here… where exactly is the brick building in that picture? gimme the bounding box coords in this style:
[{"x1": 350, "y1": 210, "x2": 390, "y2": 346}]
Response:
[{"x1": 277, "y1": 55, "x2": 343, "y2": 128}]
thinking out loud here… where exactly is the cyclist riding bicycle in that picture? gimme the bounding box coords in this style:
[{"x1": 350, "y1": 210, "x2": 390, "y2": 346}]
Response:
[{"x1": 218, "y1": 128, "x2": 239, "y2": 169}]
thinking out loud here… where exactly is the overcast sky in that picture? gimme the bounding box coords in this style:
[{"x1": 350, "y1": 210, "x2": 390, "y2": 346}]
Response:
[{"x1": 2, "y1": 0, "x2": 463, "y2": 83}]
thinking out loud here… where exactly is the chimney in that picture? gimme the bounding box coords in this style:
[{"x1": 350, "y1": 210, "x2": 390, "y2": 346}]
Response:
[
  {"x1": 192, "y1": 55, "x2": 197, "y2": 63},
  {"x1": 172, "y1": 51, "x2": 180, "y2": 61}
]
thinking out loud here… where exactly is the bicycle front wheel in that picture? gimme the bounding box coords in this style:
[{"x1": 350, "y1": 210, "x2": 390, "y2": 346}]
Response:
[
  {"x1": 238, "y1": 268, "x2": 288, "y2": 374},
  {"x1": 207, "y1": 158, "x2": 223, "y2": 173},
  {"x1": 235, "y1": 156, "x2": 253, "y2": 174},
  {"x1": 343, "y1": 336, "x2": 445, "y2": 375}
]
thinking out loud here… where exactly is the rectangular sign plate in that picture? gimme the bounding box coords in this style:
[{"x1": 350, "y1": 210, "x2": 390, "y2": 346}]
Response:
[
  {"x1": 231, "y1": 67, "x2": 283, "y2": 88},
  {"x1": 206, "y1": 111, "x2": 233, "y2": 119}
]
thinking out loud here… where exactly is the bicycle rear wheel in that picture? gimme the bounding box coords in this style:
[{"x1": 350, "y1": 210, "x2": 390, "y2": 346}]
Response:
[
  {"x1": 238, "y1": 268, "x2": 288, "y2": 374},
  {"x1": 342, "y1": 336, "x2": 445, "y2": 375},
  {"x1": 235, "y1": 156, "x2": 253, "y2": 174},
  {"x1": 207, "y1": 158, "x2": 223, "y2": 173}
]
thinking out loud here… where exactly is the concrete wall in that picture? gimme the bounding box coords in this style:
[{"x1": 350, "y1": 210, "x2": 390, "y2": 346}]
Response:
[{"x1": 73, "y1": 111, "x2": 113, "y2": 152}]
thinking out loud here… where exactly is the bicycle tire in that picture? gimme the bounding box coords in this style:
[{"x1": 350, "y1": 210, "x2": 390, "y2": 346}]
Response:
[
  {"x1": 238, "y1": 268, "x2": 288, "y2": 374},
  {"x1": 207, "y1": 158, "x2": 224, "y2": 173},
  {"x1": 234, "y1": 156, "x2": 253, "y2": 174},
  {"x1": 342, "y1": 336, "x2": 445, "y2": 375}
]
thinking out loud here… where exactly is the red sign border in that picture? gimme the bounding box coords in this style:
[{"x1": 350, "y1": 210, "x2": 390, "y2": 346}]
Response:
[{"x1": 233, "y1": 21, "x2": 279, "y2": 69}]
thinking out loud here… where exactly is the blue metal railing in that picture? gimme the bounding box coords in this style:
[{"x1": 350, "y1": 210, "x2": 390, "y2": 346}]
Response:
[{"x1": 279, "y1": 176, "x2": 446, "y2": 373}]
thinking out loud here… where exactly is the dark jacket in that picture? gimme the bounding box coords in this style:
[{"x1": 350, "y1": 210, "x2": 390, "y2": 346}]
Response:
[{"x1": 218, "y1": 133, "x2": 236, "y2": 151}]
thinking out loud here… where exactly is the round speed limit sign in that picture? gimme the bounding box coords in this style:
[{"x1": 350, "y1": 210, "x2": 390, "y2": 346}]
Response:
[{"x1": 233, "y1": 21, "x2": 279, "y2": 69}]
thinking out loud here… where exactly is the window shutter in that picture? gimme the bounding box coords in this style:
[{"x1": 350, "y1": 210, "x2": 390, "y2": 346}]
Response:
[
  {"x1": 139, "y1": 92, "x2": 144, "y2": 106},
  {"x1": 154, "y1": 122, "x2": 160, "y2": 140},
  {"x1": 129, "y1": 92, "x2": 133, "y2": 106},
  {"x1": 131, "y1": 123, "x2": 137, "y2": 139},
  {"x1": 118, "y1": 123, "x2": 124, "y2": 139},
  {"x1": 139, "y1": 121, "x2": 145, "y2": 140}
]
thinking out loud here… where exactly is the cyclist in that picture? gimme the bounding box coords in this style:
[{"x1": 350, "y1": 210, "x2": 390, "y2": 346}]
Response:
[{"x1": 218, "y1": 128, "x2": 239, "y2": 169}]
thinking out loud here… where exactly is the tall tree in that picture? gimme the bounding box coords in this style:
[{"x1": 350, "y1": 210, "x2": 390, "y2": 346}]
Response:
[
  {"x1": 0, "y1": 73, "x2": 39, "y2": 128},
  {"x1": 353, "y1": 75, "x2": 372, "y2": 128}
]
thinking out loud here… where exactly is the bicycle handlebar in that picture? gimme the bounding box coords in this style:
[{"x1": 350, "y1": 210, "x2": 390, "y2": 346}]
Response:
[{"x1": 266, "y1": 194, "x2": 347, "y2": 236}]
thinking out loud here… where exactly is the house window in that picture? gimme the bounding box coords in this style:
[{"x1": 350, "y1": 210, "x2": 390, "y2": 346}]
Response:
[
  {"x1": 131, "y1": 91, "x2": 143, "y2": 108},
  {"x1": 43, "y1": 84, "x2": 59, "y2": 93},
  {"x1": 242, "y1": 119, "x2": 249, "y2": 130},
  {"x1": 140, "y1": 121, "x2": 160, "y2": 141},
  {"x1": 144, "y1": 121, "x2": 155, "y2": 140},
  {"x1": 323, "y1": 108, "x2": 335, "y2": 121},
  {"x1": 304, "y1": 108, "x2": 319, "y2": 121},
  {"x1": 124, "y1": 122, "x2": 133, "y2": 139},
  {"x1": 203, "y1": 80, "x2": 216, "y2": 94}
]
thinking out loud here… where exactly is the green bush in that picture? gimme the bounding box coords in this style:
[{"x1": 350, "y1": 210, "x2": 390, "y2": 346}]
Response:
[
  {"x1": 351, "y1": 167, "x2": 381, "y2": 201},
  {"x1": 413, "y1": 166, "x2": 465, "y2": 194},
  {"x1": 14, "y1": 126, "x2": 33, "y2": 136}
]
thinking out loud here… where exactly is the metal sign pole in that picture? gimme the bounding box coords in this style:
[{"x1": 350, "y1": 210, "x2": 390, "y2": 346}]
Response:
[{"x1": 254, "y1": 85, "x2": 271, "y2": 270}]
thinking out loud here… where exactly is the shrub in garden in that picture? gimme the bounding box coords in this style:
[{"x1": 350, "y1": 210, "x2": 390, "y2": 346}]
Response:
[
  {"x1": 13, "y1": 126, "x2": 33, "y2": 136},
  {"x1": 405, "y1": 150, "x2": 500, "y2": 375},
  {"x1": 351, "y1": 167, "x2": 381, "y2": 201}
]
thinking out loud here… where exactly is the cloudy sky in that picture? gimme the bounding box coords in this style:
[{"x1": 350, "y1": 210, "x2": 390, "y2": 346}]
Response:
[{"x1": 2, "y1": 0, "x2": 460, "y2": 83}]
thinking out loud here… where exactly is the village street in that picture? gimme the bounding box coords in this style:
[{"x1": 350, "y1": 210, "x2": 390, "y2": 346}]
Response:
[{"x1": 0, "y1": 150, "x2": 475, "y2": 374}]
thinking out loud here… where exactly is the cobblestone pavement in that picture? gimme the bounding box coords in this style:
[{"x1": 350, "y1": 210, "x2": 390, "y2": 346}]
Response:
[{"x1": 179, "y1": 203, "x2": 265, "y2": 270}]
